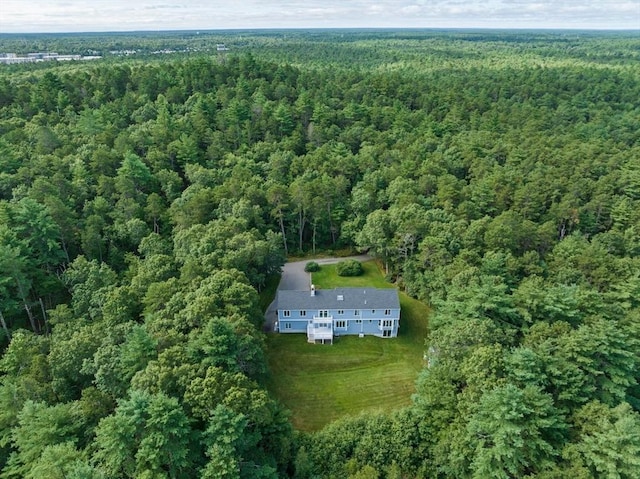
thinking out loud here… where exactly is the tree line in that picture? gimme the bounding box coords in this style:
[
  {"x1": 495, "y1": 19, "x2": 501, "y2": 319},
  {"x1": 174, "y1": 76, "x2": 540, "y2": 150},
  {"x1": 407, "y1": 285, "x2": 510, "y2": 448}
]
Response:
[{"x1": 0, "y1": 31, "x2": 639, "y2": 477}]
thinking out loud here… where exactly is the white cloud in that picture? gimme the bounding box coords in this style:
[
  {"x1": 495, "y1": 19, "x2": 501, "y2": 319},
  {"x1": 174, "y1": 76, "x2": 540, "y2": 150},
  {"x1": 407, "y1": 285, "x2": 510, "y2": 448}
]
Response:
[
  {"x1": 401, "y1": 5, "x2": 422, "y2": 15},
  {"x1": 368, "y1": 5, "x2": 387, "y2": 15},
  {"x1": 0, "y1": 0, "x2": 638, "y2": 32}
]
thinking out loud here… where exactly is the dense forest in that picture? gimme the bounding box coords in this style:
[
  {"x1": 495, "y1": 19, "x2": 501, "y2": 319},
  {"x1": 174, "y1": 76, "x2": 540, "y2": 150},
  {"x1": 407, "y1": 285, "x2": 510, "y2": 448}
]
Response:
[{"x1": 0, "y1": 30, "x2": 639, "y2": 478}]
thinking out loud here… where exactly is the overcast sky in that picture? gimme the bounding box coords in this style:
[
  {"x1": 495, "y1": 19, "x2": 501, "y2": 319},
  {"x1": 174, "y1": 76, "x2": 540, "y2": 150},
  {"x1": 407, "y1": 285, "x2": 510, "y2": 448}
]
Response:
[{"x1": 1, "y1": 1, "x2": 639, "y2": 33}]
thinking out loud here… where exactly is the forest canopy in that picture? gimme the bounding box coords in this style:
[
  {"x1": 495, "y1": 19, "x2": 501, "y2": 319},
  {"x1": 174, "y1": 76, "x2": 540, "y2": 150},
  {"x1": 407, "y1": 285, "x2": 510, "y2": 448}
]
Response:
[{"x1": 0, "y1": 30, "x2": 639, "y2": 478}]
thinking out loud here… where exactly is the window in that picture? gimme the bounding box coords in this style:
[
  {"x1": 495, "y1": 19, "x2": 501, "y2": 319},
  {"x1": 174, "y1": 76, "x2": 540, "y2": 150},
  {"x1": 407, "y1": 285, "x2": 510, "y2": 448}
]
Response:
[
  {"x1": 285, "y1": 323, "x2": 291, "y2": 329},
  {"x1": 338, "y1": 310, "x2": 344, "y2": 315},
  {"x1": 283, "y1": 310, "x2": 290, "y2": 317},
  {"x1": 355, "y1": 319, "x2": 362, "y2": 324},
  {"x1": 318, "y1": 310, "x2": 329, "y2": 318},
  {"x1": 384, "y1": 309, "x2": 391, "y2": 315},
  {"x1": 336, "y1": 320, "x2": 346, "y2": 329},
  {"x1": 354, "y1": 310, "x2": 360, "y2": 316},
  {"x1": 383, "y1": 329, "x2": 392, "y2": 337},
  {"x1": 300, "y1": 310, "x2": 306, "y2": 316},
  {"x1": 380, "y1": 319, "x2": 393, "y2": 328},
  {"x1": 372, "y1": 310, "x2": 376, "y2": 314}
]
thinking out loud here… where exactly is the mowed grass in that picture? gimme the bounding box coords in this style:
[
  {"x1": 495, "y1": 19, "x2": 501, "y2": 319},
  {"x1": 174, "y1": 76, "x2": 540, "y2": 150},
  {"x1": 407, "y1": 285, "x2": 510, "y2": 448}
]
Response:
[
  {"x1": 310, "y1": 260, "x2": 392, "y2": 289},
  {"x1": 265, "y1": 260, "x2": 430, "y2": 431}
]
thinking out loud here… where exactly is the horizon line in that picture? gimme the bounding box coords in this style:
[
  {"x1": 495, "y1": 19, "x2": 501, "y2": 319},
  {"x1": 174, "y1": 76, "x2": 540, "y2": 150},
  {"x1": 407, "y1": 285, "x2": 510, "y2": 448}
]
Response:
[{"x1": 1, "y1": 26, "x2": 639, "y2": 36}]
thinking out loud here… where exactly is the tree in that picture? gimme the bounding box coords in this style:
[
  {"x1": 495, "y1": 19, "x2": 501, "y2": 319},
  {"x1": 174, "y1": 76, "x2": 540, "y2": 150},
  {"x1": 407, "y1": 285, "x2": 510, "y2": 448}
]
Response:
[
  {"x1": 4, "y1": 401, "x2": 84, "y2": 479},
  {"x1": 187, "y1": 315, "x2": 266, "y2": 378},
  {"x1": 524, "y1": 317, "x2": 639, "y2": 410},
  {"x1": 93, "y1": 390, "x2": 192, "y2": 479},
  {"x1": 389, "y1": 203, "x2": 430, "y2": 269},
  {"x1": 348, "y1": 464, "x2": 379, "y2": 479},
  {"x1": 177, "y1": 268, "x2": 263, "y2": 329},
  {"x1": 82, "y1": 323, "x2": 157, "y2": 399},
  {"x1": 191, "y1": 372, "x2": 288, "y2": 444},
  {"x1": 25, "y1": 442, "x2": 100, "y2": 479},
  {"x1": 289, "y1": 173, "x2": 314, "y2": 252},
  {"x1": 484, "y1": 210, "x2": 538, "y2": 255},
  {"x1": 513, "y1": 276, "x2": 584, "y2": 326},
  {"x1": 266, "y1": 182, "x2": 290, "y2": 255},
  {"x1": 200, "y1": 405, "x2": 278, "y2": 479},
  {"x1": 0, "y1": 238, "x2": 34, "y2": 332},
  {"x1": 432, "y1": 267, "x2": 521, "y2": 331},
  {"x1": 48, "y1": 318, "x2": 102, "y2": 401},
  {"x1": 173, "y1": 219, "x2": 284, "y2": 290},
  {"x1": 563, "y1": 401, "x2": 640, "y2": 479},
  {"x1": 466, "y1": 383, "x2": 566, "y2": 479},
  {"x1": 0, "y1": 329, "x2": 53, "y2": 404},
  {"x1": 11, "y1": 197, "x2": 66, "y2": 273},
  {"x1": 62, "y1": 256, "x2": 118, "y2": 321},
  {"x1": 356, "y1": 209, "x2": 394, "y2": 274},
  {"x1": 0, "y1": 222, "x2": 53, "y2": 333}
]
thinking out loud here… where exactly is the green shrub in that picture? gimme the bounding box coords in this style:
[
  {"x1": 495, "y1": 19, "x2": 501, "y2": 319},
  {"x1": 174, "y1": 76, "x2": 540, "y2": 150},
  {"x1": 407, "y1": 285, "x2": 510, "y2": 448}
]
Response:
[
  {"x1": 305, "y1": 261, "x2": 320, "y2": 272},
  {"x1": 336, "y1": 260, "x2": 363, "y2": 277}
]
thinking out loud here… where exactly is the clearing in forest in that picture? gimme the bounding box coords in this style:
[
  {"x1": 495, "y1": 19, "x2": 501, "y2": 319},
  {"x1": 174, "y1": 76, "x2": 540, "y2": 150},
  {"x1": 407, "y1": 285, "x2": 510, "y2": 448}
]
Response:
[{"x1": 265, "y1": 260, "x2": 429, "y2": 431}]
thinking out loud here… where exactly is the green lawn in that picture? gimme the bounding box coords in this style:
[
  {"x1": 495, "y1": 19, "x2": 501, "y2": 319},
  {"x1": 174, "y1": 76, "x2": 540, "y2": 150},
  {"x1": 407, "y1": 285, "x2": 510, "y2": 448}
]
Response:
[
  {"x1": 265, "y1": 260, "x2": 430, "y2": 431},
  {"x1": 310, "y1": 260, "x2": 393, "y2": 289}
]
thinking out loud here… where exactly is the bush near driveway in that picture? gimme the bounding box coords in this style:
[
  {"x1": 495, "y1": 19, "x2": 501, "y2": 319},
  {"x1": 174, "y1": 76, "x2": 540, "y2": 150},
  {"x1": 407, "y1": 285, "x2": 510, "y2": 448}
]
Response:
[
  {"x1": 305, "y1": 261, "x2": 320, "y2": 272},
  {"x1": 336, "y1": 259, "x2": 363, "y2": 277}
]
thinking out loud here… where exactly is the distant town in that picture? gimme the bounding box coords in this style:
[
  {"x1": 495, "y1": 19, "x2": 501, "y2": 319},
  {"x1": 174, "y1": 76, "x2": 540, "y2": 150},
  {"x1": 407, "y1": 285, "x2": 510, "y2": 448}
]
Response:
[
  {"x1": 0, "y1": 52, "x2": 102, "y2": 64},
  {"x1": 0, "y1": 43, "x2": 230, "y2": 64}
]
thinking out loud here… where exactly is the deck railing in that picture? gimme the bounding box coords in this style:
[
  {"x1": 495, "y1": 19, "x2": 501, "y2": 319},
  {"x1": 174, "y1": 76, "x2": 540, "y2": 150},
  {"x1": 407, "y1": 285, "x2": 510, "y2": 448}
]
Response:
[
  {"x1": 378, "y1": 321, "x2": 395, "y2": 331},
  {"x1": 307, "y1": 324, "x2": 333, "y2": 343}
]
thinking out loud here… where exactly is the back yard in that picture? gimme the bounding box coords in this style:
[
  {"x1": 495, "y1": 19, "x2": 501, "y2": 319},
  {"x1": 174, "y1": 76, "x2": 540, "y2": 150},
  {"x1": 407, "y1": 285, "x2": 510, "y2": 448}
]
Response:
[{"x1": 265, "y1": 260, "x2": 429, "y2": 431}]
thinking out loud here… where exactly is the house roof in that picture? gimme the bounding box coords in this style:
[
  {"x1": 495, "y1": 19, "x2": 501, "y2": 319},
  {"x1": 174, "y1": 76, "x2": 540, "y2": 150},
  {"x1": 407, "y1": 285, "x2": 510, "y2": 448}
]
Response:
[{"x1": 277, "y1": 287, "x2": 400, "y2": 311}]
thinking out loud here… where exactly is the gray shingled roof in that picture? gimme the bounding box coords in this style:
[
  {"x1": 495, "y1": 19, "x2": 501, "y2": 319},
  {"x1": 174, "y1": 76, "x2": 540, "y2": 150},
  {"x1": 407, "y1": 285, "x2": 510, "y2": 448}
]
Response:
[{"x1": 276, "y1": 287, "x2": 400, "y2": 311}]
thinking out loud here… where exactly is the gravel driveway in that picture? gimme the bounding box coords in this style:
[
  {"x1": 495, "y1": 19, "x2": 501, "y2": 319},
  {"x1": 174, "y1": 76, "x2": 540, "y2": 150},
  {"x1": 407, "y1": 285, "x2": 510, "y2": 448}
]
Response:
[{"x1": 263, "y1": 254, "x2": 372, "y2": 331}]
